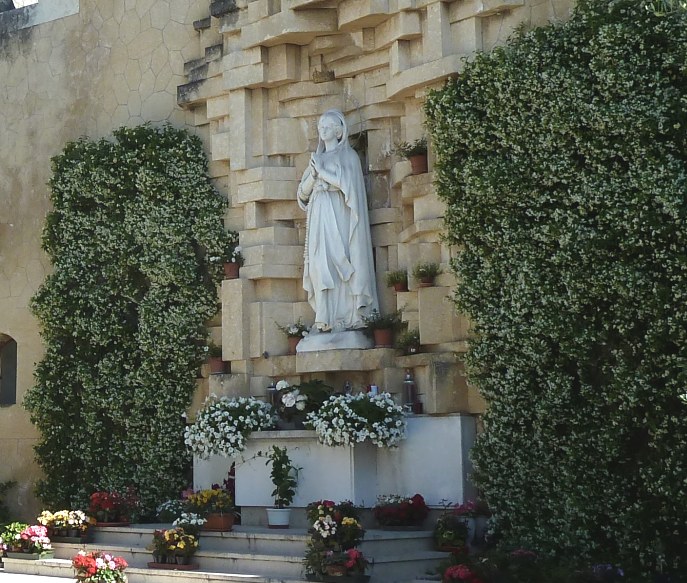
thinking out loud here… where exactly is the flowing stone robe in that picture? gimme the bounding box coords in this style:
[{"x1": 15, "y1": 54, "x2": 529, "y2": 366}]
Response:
[{"x1": 297, "y1": 110, "x2": 379, "y2": 333}]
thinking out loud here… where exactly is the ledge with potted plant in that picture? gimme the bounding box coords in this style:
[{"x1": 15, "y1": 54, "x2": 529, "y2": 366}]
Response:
[
  {"x1": 385, "y1": 269, "x2": 408, "y2": 293},
  {"x1": 206, "y1": 340, "x2": 226, "y2": 375},
  {"x1": 72, "y1": 550, "x2": 128, "y2": 582},
  {"x1": 276, "y1": 319, "x2": 310, "y2": 355},
  {"x1": 373, "y1": 493, "x2": 430, "y2": 530},
  {"x1": 394, "y1": 137, "x2": 429, "y2": 175},
  {"x1": 413, "y1": 261, "x2": 442, "y2": 287},
  {"x1": 361, "y1": 308, "x2": 406, "y2": 348},
  {"x1": 259, "y1": 445, "x2": 301, "y2": 528}
]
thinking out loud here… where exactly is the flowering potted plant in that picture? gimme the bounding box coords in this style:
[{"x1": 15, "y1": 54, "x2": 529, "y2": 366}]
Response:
[
  {"x1": 184, "y1": 395, "x2": 275, "y2": 459},
  {"x1": 361, "y1": 309, "x2": 405, "y2": 347},
  {"x1": 323, "y1": 548, "x2": 371, "y2": 582},
  {"x1": 276, "y1": 319, "x2": 310, "y2": 354},
  {"x1": 0, "y1": 521, "x2": 28, "y2": 553},
  {"x1": 259, "y1": 446, "x2": 300, "y2": 528},
  {"x1": 87, "y1": 489, "x2": 137, "y2": 525},
  {"x1": 147, "y1": 527, "x2": 199, "y2": 567},
  {"x1": 72, "y1": 550, "x2": 128, "y2": 582},
  {"x1": 434, "y1": 508, "x2": 470, "y2": 551},
  {"x1": 3, "y1": 524, "x2": 53, "y2": 559},
  {"x1": 396, "y1": 328, "x2": 421, "y2": 355},
  {"x1": 385, "y1": 269, "x2": 408, "y2": 292},
  {"x1": 222, "y1": 230, "x2": 243, "y2": 279},
  {"x1": 412, "y1": 261, "x2": 442, "y2": 287},
  {"x1": 305, "y1": 391, "x2": 406, "y2": 448},
  {"x1": 186, "y1": 487, "x2": 236, "y2": 531},
  {"x1": 38, "y1": 510, "x2": 94, "y2": 540},
  {"x1": 373, "y1": 493, "x2": 429, "y2": 529},
  {"x1": 274, "y1": 379, "x2": 331, "y2": 428},
  {"x1": 172, "y1": 512, "x2": 206, "y2": 537},
  {"x1": 443, "y1": 563, "x2": 484, "y2": 583},
  {"x1": 304, "y1": 500, "x2": 367, "y2": 581}
]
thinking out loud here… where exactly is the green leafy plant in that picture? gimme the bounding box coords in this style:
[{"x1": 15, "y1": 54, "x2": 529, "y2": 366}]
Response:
[
  {"x1": 24, "y1": 125, "x2": 229, "y2": 515},
  {"x1": 261, "y1": 446, "x2": 300, "y2": 508},
  {"x1": 393, "y1": 137, "x2": 427, "y2": 159},
  {"x1": 206, "y1": 341, "x2": 223, "y2": 358},
  {"x1": 396, "y1": 329, "x2": 420, "y2": 354},
  {"x1": 361, "y1": 309, "x2": 405, "y2": 331},
  {"x1": 412, "y1": 262, "x2": 442, "y2": 281},
  {"x1": 425, "y1": 0, "x2": 687, "y2": 578},
  {"x1": 385, "y1": 269, "x2": 408, "y2": 287}
]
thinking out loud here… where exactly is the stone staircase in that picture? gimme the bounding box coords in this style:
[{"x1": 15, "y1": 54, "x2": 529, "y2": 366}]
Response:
[{"x1": 1, "y1": 524, "x2": 446, "y2": 582}]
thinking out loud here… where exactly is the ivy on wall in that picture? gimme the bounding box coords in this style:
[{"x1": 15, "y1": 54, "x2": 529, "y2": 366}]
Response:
[
  {"x1": 24, "y1": 125, "x2": 228, "y2": 515},
  {"x1": 425, "y1": 0, "x2": 687, "y2": 578}
]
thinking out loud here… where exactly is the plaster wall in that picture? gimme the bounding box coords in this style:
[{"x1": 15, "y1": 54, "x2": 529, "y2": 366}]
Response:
[{"x1": 0, "y1": 0, "x2": 208, "y2": 520}]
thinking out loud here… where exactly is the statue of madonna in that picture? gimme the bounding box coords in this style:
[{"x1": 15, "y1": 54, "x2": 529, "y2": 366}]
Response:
[{"x1": 297, "y1": 109, "x2": 379, "y2": 334}]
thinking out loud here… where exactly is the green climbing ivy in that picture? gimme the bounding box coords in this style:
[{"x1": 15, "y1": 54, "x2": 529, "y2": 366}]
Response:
[
  {"x1": 25, "y1": 124, "x2": 229, "y2": 516},
  {"x1": 425, "y1": 0, "x2": 687, "y2": 578}
]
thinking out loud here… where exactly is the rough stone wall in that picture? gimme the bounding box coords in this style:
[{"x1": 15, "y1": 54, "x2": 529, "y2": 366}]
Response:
[
  {"x1": 180, "y1": 0, "x2": 574, "y2": 408},
  {"x1": 0, "y1": 0, "x2": 208, "y2": 520}
]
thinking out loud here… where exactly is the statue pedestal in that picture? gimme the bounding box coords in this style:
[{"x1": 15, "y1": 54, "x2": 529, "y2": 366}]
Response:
[{"x1": 297, "y1": 330, "x2": 372, "y2": 352}]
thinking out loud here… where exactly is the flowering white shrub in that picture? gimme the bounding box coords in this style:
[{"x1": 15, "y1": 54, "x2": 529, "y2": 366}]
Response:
[
  {"x1": 305, "y1": 392, "x2": 406, "y2": 448},
  {"x1": 184, "y1": 396, "x2": 276, "y2": 458}
]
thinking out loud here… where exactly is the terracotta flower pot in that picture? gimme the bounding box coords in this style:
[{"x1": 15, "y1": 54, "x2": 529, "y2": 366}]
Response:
[
  {"x1": 287, "y1": 336, "x2": 300, "y2": 355},
  {"x1": 392, "y1": 282, "x2": 408, "y2": 293},
  {"x1": 418, "y1": 277, "x2": 434, "y2": 287},
  {"x1": 207, "y1": 356, "x2": 226, "y2": 375},
  {"x1": 224, "y1": 262, "x2": 240, "y2": 279},
  {"x1": 409, "y1": 153, "x2": 428, "y2": 175},
  {"x1": 372, "y1": 328, "x2": 393, "y2": 348},
  {"x1": 202, "y1": 512, "x2": 234, "y2": 532}
]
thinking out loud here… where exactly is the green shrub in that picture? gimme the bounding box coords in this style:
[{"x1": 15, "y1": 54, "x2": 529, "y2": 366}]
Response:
[
  {"x1": 425, "y1": 0, "x2": 687, "y2": 578},
  {"x1": 25, "y1": 125, "x2": 230, "y2": 515}
]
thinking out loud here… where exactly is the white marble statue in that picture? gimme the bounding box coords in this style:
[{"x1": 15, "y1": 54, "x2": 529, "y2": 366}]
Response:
[{"x1": 297, "y1": 109, "x2": 379, "y2": 335}]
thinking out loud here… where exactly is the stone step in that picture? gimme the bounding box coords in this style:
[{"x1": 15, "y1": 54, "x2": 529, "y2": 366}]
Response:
[{"x1": 3, "y1": 525, "x2": 446, "y2": 582}]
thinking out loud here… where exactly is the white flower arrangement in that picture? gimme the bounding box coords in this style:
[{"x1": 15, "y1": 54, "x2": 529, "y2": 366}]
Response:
[
  {"x1": 173, "y1": 512, "x2": 207, "y2": 528},
  {"x1": 312, "y1": 514, "x2": 338, "y2": 539},
  {"x1": 184, "y1": 395, "x2": 276, "y2": 459},
  {"x1": 282, "y1": 389, "x2": 307, "y2": 411},
  {"x1": 305, "y1": 392, "x2": 407, "y2": 448}
]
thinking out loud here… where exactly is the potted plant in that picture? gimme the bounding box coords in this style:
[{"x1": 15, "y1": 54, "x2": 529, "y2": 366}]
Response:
[
  {"x1": 184, "y1": 395, "x2": 276, "y2": 459},
  {"x1": 87, "y1": 489, "x2": 137, "y2": 525},
  {"x1": 0, "y1": 521, "x2": 28, "y2": 553},
  {"x1": 261, "y1": 445, "x2": 300, "y2": 528},
  {"x1": 206, "y1": 340, "x2": 226, "y2": 375},
  {"x1": 305, "y1": 392, "x2": 406, "y2": 448},
  {"x1": 394, "y1": 137, "x2": 428, "y2": 175},
  {"x1": 323, "y1": 548, "x2": 371, "y2": 582},
  {"x1": 6, "y1": 524, "x2": 53, "y2": 559},
  {"x1": 186, "y1": 487, "x2": 236, "y2": 531},
  {"x1": 434, "y1": 506, "x2": 470, "y2": 552},
  {"x1": 72, "y1": 550, "x2": 128, "y2": 582},
  {"x1": 276, "y1": 319, "x2": 310, "y2": 354},
  {"x1": 361, "y1": 309, "x2": 405, "y2": 347},
  {"x1": 412, "y1": 262, "x2": 442, "y2": 287},
  {"x1": 372, "y1": 493, "x2": 430, "y2": 529},
  {"x1": 385, "y1": 269, "x2": 408, "y2": 293},
  {"x1": 146, "y1": 527, "x2": 199, "y2": 568},
  {"x1": 37, "y1": 510, "x2": 94, "y2": 541},
  {"x1": 273, "y1": 379, "x2": 331, "y2": 428},
  {"x1": 396, "y1": 329, "x2": 420, "y2": 355},
  {"x1": 223, "y1": 230, "x2": 244, "y2": 279}
]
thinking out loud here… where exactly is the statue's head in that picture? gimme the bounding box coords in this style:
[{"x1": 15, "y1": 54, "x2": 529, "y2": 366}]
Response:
[{"x1": 318, "y1": 111, "x2": 344, "y2": 141}]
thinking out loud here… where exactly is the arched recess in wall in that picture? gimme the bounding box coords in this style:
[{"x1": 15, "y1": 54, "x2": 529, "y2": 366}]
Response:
[{"x1": 0, "y1": 334, "x2": 17, "y2": 406}]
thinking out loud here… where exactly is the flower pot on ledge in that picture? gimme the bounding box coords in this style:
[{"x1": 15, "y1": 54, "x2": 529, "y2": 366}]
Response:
[
  {"x1": 223, "y1": 262, "x2": 240, "y2": 279},
  {"x1": 408, "y1": 153, "x2": 428, "y2": 175},
  {"x1": 372, "y1": 328, "x2": 393, "y2": 348},
  {"x1": 266, "y1": 507, "x2": 292, "y2": 529},
  {"x1": 202, "y1": 512, "x2": 234, "y2": 532},
  {"x1": 207, "y1": 356, "x2": 226, "y2": 375},
  {"x1": 287, "y1": 336, "x2": 301, "y2": 355}
]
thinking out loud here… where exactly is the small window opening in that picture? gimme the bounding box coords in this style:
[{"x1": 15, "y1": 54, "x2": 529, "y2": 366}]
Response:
[{"x1": 0, "y1": 334, "x2": 17, "y2": 406}]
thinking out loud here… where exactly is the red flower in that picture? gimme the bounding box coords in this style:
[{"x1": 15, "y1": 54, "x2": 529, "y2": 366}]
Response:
[{"x1": 444, "y1": 563, "x2": 479, "y2": 581}]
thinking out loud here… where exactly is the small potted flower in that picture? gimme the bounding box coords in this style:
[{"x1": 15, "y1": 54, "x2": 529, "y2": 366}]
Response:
[
  {"x1": 0, "y1": 521, "x2": 28, "y2": 553},
  {"x1": 260, "y1": 445, "x2": 301, "y2": 528},
  {"x1": 185, "y1": 395, "x2": 276, "y2": 459},
  {"x1": 72, "y1": 550, "x2": 128, "y2": 582},
  {"x1": 396, "y1": 328, "x2": 421, "y2": 355},
  {"x1": 434, "y1": 508, "x2": 470, "y2": 552},
  {"x1": 274, "y1": 379, "x2": 331, "y2": 429},
  {"x1": 373, "y1": 493, "x2": 429, "y2": 529},
  {"x1": 186, "y1": 486, "x2": 236, "y2": 531},
  {"x1": 15, "y1": 524, "x2": 53, "y2": 559},
  {"x1": 148, "y1": 527, "x2": 199, "y2": 567},
  {"x1": 443, "y1": 563, "x2": 484, "y2": 583},
  {"x1": 361, "y1": 309, "x2": 406, "y2": 348},
  {"x1": 412, "y1": 262, "x2": 442, "y2": 287},
  {"x1": 38, "y1": 510, "x2": 94, "y2": 541},
  {"x1": 223, "y1": 230, "x2": 244, "y2": 279},
  {"x1": 385, "y1": 269, "x2": 408, "y2": 293},
  {"x1": 206, "y1": 340, "x2": 226, "y2": 375},
  {"x1": 394, "y1": 137, "x2": 428, "y2": 175},
  {"x1": 172, "y1": 512, "x2": 207, "y2": 537},
  {"x1": 276, "y1": 319, "x2": 310, "y2": 354}
]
